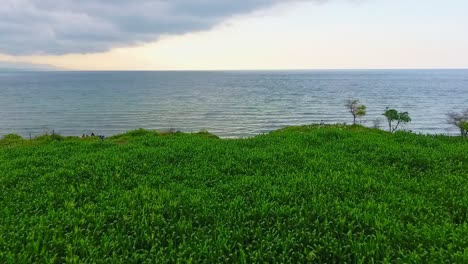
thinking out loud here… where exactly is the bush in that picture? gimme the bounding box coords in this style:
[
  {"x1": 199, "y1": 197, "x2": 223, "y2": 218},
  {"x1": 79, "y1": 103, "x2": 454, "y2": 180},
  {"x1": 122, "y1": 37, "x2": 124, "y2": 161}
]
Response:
[{"x1": 1, "y1": 134, "x2": 23, "y2": 140}]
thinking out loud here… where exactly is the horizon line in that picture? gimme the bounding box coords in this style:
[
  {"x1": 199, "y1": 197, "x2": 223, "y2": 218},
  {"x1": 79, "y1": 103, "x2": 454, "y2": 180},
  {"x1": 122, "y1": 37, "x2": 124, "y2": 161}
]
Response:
[{"x1": 2, "y1": 68, "x2": 468, "y2": 72}]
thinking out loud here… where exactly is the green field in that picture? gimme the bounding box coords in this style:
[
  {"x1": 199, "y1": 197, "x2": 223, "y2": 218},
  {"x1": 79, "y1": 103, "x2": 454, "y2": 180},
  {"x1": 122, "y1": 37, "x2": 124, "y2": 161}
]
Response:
[{"x1": 1, "y1": 125, "x2": 467, "y2": 263}]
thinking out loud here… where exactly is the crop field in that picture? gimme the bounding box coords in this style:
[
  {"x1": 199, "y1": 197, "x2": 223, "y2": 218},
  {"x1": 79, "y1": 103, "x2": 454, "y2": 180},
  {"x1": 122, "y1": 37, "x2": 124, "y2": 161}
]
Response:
[{"x1": 0, "y1": 125, "x2": 467, "y2": 263}]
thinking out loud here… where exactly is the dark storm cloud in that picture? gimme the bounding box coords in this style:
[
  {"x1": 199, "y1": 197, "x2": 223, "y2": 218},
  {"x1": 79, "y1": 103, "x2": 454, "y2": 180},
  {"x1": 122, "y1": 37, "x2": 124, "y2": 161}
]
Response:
[{"x1": 0, "y1": 0, "x2": 314, "y2": 55}]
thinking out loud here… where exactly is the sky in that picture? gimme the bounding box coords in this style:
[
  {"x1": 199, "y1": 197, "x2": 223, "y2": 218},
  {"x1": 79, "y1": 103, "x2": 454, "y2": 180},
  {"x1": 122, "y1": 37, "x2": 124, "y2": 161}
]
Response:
[{"x1": 0, "y1": 0, "x2": 467, "y2": 70}]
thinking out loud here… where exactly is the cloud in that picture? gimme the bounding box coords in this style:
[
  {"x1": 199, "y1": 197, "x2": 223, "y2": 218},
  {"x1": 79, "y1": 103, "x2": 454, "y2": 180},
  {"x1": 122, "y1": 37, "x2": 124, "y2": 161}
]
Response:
[{"x1": 0, "y1": 0, "x2": 315, "y2": 55}]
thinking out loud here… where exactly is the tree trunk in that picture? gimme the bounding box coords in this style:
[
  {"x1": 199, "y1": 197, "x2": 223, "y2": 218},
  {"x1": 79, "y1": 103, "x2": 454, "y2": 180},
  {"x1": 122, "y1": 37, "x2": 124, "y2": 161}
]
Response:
[{"x1": 392, "y1": 121, "x2": 401, "y2": 133}]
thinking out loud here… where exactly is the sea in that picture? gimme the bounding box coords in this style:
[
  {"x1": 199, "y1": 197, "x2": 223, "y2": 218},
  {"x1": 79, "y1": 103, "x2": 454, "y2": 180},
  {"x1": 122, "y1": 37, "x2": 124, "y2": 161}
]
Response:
[{"x1": 0, "y1": 70, "x2": 467, "y2": 138}]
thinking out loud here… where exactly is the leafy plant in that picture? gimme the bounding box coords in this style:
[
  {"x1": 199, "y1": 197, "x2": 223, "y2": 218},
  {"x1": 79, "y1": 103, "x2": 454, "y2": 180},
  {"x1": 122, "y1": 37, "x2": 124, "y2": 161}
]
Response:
[
  {"x1": 383, "y1": 108, "x2": 411, "y2": 132},
  {"x1": 0, "y1": 126, "x2": 467, "y2": 263},
  {"x1": 345, "y1": 99, "x2": 367, "y2": 125},
  {"x1": 2, "y1": 134, "x2": 22, "y2": 140},
  {"x1": 447, "y1": 109, "x2": 468, "y2": 137}
]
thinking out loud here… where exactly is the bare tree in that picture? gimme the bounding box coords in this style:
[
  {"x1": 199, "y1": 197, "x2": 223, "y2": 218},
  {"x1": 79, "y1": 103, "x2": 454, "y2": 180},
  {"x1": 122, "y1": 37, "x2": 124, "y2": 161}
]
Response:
[
  {"x1": 447, "y1": 109, "x2": 468, "y2": 137},
  {"x1": 345, "y1": 99, "x2": 367, "y2": 125}
]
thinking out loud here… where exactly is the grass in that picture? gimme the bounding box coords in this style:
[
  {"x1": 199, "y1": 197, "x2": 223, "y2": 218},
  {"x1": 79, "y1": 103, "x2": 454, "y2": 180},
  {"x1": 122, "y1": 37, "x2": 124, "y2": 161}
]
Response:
[{"x1": 0, "y1": 125, "x2": 467, "y2": 263}]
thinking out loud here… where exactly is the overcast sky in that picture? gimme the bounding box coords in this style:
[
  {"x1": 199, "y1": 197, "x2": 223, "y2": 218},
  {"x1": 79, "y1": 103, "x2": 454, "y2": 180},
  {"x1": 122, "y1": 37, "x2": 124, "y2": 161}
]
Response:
[{"x1": 1, "y1": 0, "x2": 467, "y2": 70}]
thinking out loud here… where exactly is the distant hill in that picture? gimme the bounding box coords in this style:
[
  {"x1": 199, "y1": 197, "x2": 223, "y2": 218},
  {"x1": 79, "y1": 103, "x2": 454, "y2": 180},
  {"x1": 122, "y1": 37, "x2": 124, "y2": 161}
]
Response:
[{"x1": 0, "y1": 61, "x2": 63, "y2": 71}]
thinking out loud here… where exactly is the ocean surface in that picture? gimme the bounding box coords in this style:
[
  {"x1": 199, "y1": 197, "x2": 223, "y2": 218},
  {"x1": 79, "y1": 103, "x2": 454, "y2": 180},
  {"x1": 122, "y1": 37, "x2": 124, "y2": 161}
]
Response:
[{"x1": 0, "y1": 70, "x2": 467, "y2": 138}]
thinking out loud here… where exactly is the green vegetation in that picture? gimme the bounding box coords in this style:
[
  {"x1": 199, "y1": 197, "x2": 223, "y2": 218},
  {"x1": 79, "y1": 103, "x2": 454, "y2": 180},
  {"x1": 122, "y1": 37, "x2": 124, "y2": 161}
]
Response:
[
  {"x1": 1, "y1": 125, "x2": 467, "y2": 263},
  {"x1": 345, "y1": 99, "x2": 367, "y2": 125},
  {"x1": 383, "y1": 109, "x2": 412, "y2": 133},
  {"x1": 447, "y1": 109, "x2": 468, "y2": 137}
]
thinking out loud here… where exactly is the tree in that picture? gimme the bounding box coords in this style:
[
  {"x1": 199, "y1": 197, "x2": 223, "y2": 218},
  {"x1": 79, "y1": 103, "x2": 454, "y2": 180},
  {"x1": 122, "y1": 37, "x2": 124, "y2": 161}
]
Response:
[
  {"x1": 345, "y1": 99, "x2": 366, "y2": 125},
  {"x1": 447, "y1": 109, "x2": 468, "y2": 137},
  {"x1": 383, "y1": 108, "x2": 411, "y2": 133},
  {"x1": 462, "y1": 122, "x2": 468, "y2": 134}
]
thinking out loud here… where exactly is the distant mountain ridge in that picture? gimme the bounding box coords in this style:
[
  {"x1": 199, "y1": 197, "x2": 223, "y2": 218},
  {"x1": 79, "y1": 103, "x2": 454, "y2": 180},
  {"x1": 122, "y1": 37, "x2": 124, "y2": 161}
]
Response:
[{"x1": 0, "y1": 61, "x2": 62, "y2": 71}]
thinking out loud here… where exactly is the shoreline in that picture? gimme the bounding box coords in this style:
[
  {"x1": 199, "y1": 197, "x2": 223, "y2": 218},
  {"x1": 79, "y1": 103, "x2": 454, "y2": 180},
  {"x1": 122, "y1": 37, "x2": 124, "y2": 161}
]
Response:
[{"x1": 1, "y1": 124, "x2": 466, "y2": 143}]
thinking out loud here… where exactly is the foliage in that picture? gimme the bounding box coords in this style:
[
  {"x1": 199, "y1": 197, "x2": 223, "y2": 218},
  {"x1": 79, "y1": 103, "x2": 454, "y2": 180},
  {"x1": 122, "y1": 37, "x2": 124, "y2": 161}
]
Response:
[
  {"x1": 345, "y1": 99, "x2": 367, "y2": 125},
  {"x1": 383, "y1": 109, "x2": 411, "y2": 133},
  {"x1": 0, "y1": 126, "x2": 467, "y2": 263},
  {"x1": 2, "y1": 134, "x2": 23, "y2": 140},
  {"x1": 0, "y1": 134, "x2": 24, "y2": 147},
  {"x1": 447, "y1": 109, "x2": 468, "y2": 137},
  {"x1": 462, "y1": 121, "x2": 468, "y2": 132}
]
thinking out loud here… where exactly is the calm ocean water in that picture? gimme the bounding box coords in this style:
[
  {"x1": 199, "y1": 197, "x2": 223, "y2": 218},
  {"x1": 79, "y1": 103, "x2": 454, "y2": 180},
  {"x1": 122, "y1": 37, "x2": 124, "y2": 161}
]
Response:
[{"x1": 0, "y1": 70, "x2": 467, "y2": 138}]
